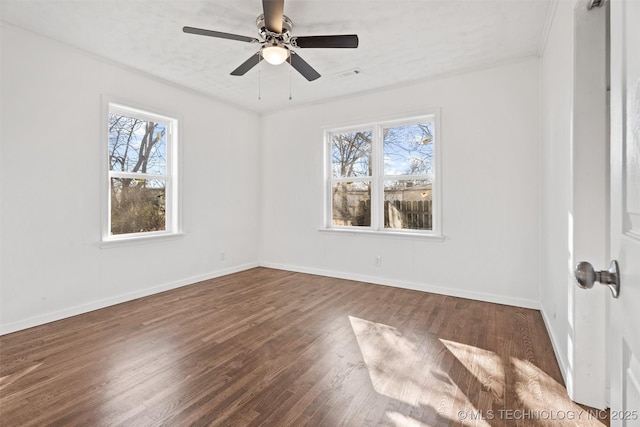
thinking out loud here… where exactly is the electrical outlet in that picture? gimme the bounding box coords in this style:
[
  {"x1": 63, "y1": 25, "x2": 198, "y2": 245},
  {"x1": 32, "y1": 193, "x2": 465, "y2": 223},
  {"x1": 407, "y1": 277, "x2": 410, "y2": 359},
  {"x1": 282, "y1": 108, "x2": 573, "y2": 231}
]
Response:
[
  {"x1": 220, "y1": 252, "x2": 226, "y2": 261},
  {"x1": 375, "y1": 256, "x2": 382, "y2": 267}
]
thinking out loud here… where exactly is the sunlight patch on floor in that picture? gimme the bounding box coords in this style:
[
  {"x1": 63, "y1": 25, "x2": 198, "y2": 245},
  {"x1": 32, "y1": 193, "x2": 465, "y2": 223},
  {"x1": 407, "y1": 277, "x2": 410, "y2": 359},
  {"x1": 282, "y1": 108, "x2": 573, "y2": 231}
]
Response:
[
  {"x1": 511, "y1": 357, "x2": 608, "y2": 426},
  {"x1": 440, "y1": 339, "x2": 505, "y2": 404},
  {"x1": 386, "y1": 410, "x2": 431, "y2": 427},
  {"x1": 347, "y1": 316, "x2": 601, "y2": 426},
  {"x1": 349, "y1": 314, "x2": 479, "y2": 420},
  {"x1": 512, "y1": 358, "x2": 571, "y2": 411},
  {"x1": 349, "y1": 315, "x2": 432, "y2": 405}
]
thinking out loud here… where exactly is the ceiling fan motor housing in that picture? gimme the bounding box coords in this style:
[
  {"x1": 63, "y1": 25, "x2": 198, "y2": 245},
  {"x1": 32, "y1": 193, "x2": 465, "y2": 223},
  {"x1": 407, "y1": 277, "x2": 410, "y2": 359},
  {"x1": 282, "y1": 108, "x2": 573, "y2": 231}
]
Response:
[{"x1": 257, "y1": 13, "x2": 293, "y2": 44}]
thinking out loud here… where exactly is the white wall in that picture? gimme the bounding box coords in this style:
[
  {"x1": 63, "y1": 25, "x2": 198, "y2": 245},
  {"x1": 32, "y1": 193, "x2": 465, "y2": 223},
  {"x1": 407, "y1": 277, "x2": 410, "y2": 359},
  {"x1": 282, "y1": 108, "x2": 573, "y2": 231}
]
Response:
[
  {"x1": 539, "y1": 0, "x2": 608, "y2": 408},
  {"x1": 0, "y1": 24, "x2": 261, "y2": 334},
  {"x1": 260, "y1": 58, "x2": 541, "y2": 308}
]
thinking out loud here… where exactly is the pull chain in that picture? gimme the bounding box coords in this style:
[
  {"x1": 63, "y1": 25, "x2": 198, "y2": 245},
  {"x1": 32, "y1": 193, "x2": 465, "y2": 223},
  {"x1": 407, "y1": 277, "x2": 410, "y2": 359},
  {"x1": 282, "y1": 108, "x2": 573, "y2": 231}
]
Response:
[
  {"x1": 288, "y1": 54, "x2": 293, "y2": 101},
  {"x1": 258, "y1": 53, "x2": 262, "y2": 101}
]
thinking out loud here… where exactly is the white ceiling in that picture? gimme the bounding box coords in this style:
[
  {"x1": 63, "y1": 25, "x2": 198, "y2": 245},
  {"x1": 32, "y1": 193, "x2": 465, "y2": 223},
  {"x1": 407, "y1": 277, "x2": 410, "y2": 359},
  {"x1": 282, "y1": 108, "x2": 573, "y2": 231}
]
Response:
[{"x1": 1, "y1": 0, "x2": 551, "y2": 113}]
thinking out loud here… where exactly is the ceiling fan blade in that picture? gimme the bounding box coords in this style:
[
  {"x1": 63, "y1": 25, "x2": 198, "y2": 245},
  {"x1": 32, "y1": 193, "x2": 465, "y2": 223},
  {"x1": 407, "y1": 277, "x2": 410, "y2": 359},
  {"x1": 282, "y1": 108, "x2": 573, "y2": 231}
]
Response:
[
  {"x1": 293, "y1": 35, "x2": 359, "y2": 49},
  {"x1": 183, "y1": 26, "x2": 259, "y2": 43},
  {"x1": 230, "y1": 53, "x2": 263, "y2": 76},
  {"x1": 290, "y1": 52, "x2": 321, "y2": 81},
  {"x1": 262, "y1": 0, "x2": 284, "y2": 33}
]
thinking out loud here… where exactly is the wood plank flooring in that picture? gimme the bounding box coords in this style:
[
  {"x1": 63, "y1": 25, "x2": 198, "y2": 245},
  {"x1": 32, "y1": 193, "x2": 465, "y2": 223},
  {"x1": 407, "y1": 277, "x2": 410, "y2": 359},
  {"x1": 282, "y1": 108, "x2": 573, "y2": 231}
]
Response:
[{"x1": 0, "y1": 268, "x2": 608, "y2": 426}]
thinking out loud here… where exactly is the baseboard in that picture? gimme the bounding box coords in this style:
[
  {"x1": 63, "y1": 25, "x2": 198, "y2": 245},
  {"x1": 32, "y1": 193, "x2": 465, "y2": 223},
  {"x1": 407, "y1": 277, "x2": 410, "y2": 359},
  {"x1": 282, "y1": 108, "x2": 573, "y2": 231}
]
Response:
[
  {"x1": 259, "y1": 262, "x2": 541, "y2": 310},
  {"x1": 540, "y1": 304, "x2": 569, "y2": 386},
  {"x1": 0, "y1": 262, "x2": 259, "y2": 336},
  {"x1": 1, "y1": 261, "x2": 541, "y2": 335}
]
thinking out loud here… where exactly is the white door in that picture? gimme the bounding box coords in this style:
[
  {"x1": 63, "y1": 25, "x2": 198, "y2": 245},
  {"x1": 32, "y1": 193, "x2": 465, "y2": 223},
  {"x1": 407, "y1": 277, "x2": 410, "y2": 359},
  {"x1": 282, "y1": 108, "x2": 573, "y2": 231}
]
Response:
[{"x1": 609, "y1": 0, "x2": 640, "y2": 424}]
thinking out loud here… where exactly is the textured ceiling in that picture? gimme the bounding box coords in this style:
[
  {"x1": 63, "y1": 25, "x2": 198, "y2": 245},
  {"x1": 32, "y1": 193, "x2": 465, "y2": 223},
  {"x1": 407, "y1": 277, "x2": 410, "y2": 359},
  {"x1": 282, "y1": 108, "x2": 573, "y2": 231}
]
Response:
[{"x1": 1, "y1": 0, "x2": 551, "y2": 113}]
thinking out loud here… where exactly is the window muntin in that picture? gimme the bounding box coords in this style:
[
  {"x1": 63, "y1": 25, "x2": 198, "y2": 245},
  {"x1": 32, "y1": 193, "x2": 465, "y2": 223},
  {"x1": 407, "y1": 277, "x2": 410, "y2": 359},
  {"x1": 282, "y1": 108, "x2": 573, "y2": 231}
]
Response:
[
  {"x1": 325, "y1": 115, "x2": 438, "y2": 234},
  {"x1": 105, "y1": 103, "x2": 177, "y2": 240}
]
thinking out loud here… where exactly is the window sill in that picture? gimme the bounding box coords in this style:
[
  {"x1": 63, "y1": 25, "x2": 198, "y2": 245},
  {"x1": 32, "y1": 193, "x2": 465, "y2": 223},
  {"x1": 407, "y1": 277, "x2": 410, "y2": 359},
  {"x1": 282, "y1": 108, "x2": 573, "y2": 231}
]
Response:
[
  {"x1": 317, "y1": 228, "x2": 444, "y2": 241},
  {"x1": 99, "y1": 232, "x2": 185, "y2": 249}
]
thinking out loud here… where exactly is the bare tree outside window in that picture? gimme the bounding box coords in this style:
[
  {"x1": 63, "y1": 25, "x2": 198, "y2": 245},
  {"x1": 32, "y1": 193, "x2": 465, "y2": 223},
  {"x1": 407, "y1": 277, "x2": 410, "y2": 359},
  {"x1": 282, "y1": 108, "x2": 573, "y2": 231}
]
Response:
[
  {"x1": 383, "y1": 123, "x2": 433, "y2": 176},
  {"x1": 331, "y1": 131, "x2": 372, "y2": 178},
  {"x1": 331, "y1": 130, "x2": 372, "y2": 226},
  {"x1": 327, "y1": 117, "x2": 437, "y2": 232},
  {"x1": 108, "y1": 110, "x2": 169, "y2": 235},
  {"x1": 382, "y1": 123, "x2": 434, "y2": 230}
]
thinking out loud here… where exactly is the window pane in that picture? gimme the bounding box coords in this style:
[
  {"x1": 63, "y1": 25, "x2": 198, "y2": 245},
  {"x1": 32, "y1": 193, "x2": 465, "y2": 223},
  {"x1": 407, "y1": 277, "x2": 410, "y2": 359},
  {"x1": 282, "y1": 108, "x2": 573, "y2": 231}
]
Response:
[
  {"x1": 331, "y1": 130, "x2": 372, "y2": 178},
  {"x1": 383, "y1": 123, "x2": 433, "y2": 175},
  {"x1": 384, "y1": 179, "x2": 432, "y2": 230},
  {"x1": 109, "y1": 113, "x2": 167, "y2": 175},
  {"x1": 110, "y1": 178, "x2": 166, "y2": 235},
  {"x1": 332, "y1": 181, "x2": 371, "y2": 227}
]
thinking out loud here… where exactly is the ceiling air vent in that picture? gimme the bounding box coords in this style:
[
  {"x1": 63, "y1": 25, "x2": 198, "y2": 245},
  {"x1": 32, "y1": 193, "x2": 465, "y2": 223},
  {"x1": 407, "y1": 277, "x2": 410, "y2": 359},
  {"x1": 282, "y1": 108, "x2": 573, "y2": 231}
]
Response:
[{"x1": 334, "y1": 68, "x2": 363, "y2": 79}]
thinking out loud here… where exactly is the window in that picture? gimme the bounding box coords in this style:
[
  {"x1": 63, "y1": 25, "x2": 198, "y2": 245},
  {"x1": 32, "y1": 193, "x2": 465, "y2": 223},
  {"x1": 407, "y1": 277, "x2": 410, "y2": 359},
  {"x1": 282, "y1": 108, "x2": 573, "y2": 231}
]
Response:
[
  {"x1": 104, "y1": 102, "x2": 178, "y2": 242},
  {"x1": 324, "y1": 113, "x2": 440, "y2": 235}
]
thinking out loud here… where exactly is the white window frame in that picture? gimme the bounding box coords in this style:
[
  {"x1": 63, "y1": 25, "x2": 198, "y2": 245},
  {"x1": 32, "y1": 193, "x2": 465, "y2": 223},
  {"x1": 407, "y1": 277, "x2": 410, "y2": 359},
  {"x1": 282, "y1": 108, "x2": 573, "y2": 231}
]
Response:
[
  {"x1": 101, "y1": 100, "x2": 181, "y2": 246},
  {"x1": 323, "y1": 111, "x2": 442, "y2": 238}
]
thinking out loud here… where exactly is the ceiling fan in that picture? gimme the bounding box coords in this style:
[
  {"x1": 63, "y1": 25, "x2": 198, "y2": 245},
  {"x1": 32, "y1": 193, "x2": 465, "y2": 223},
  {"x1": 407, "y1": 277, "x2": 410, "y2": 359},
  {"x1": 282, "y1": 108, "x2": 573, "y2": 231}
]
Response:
[{"x1": 183, "y1": 0, "x2": 359, "y2": 82}]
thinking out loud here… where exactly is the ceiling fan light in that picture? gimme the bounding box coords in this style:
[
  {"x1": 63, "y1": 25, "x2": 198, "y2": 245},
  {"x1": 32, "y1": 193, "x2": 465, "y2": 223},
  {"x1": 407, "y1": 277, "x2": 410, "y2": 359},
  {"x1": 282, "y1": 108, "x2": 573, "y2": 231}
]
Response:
[{"x1": 262, "y1": 45, "x2": 289, "y2": 65}]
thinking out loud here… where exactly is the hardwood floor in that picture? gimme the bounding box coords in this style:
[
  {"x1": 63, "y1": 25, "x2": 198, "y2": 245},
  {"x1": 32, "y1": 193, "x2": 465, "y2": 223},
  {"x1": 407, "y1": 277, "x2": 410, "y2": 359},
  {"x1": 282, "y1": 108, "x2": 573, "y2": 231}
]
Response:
[{"x1": 1, "y1": 268, "x2": 608, "y2": 426}]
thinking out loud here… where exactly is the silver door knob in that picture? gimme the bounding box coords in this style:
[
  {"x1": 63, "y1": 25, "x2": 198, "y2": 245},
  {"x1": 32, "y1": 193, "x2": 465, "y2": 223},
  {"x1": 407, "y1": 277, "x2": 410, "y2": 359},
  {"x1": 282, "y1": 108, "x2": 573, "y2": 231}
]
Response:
[{"x1": 574, "y1": 260, "x2": 620, "y2": 298}]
